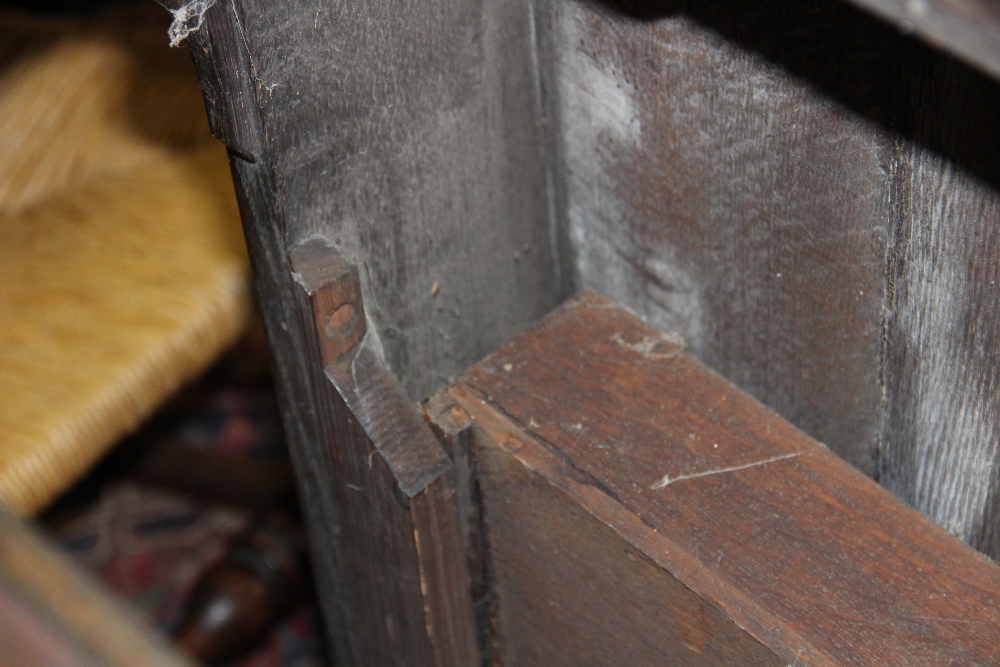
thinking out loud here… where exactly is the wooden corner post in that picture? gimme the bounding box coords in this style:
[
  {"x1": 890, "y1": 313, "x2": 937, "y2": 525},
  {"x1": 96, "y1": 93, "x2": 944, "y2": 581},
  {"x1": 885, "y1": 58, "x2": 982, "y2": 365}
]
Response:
[
  {"x1": 287, "y1": 238, "x2": 478, "y2": 667},
  {"x1": 172, "y1": 0, "x2": 478, "y2": 661}
]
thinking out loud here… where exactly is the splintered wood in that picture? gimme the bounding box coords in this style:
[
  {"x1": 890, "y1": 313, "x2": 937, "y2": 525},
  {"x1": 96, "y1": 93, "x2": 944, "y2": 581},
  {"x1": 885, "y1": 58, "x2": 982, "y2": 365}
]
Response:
[{"x1": 430, "y1": 290, "x2": 1000, "y2": 667}]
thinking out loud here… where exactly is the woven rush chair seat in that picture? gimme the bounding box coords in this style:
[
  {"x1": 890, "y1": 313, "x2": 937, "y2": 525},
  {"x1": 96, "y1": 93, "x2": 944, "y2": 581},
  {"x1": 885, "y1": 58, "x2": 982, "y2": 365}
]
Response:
[{"x1": 0, "y1": 11, "x2": 251, "y2": 515}]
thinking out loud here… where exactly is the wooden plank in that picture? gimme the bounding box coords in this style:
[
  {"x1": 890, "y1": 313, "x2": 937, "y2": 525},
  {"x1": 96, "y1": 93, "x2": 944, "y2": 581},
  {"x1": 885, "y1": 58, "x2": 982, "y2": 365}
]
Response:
[
  {"x1": 173, "y1": 2, "x2": 481, "y2": 663},
  {"x1": 877, "y1": 58, "x2": 1000, "y2": 555},
  {"x1": 0, "y1": 504, "x2": 194, "y2": 667},
  {"x1": 172, "y1": 0, "x2": 1000, "y2": 626},
  {"x1": 438, "y1": 290, "x2": 1000, "y2": 666},
  {"x1": 287, "y1": 237, "x2": 479, "y2": 667},
  {"x1": 539, "y1": 0, "x2": 1000, "y2": 557},
  {"x1": 185, "y1": 0, "x2": 560, "y2": 404},
  {"x1": 537, "y1": 0, "x2": 896, "y2": 476},
  {"x1": 422, "y1": 394, "x2": 499, "y2": 665},
  {"x1": 170, "y1": 2, "x2": 360, "y2": 658}
]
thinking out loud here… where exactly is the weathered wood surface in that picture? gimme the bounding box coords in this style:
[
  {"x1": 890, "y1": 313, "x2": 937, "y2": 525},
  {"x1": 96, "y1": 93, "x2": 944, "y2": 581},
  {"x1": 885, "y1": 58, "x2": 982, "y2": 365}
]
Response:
[
  {"x1": 174, "y1": 3, "x2": 1000, "y2": 657},
  {"x1": 166, "y1": 3, "x2": 481, "y2": 662},
  {"x1": 440, "y1": 291, "x2": 1000, "y2": 666},
  {"x1": 185, "y1": 0, "x2": 559, "y2": 403},
  {"x1": 287, "y1": 238, "x2": 479, "y2": 667},
  {"x1": 536, "y1": 0, "x2": 894, "y2": 474},
  {"x1": 880, "y1": 64, "x2": 1000, "y2": 555},
  {"x1": 539, "y1": 0, "x2": 1000, "y2": 557},
  {"x1": 422, "y1": 395, "x2": 499, "y2": 665},
  {"x1": 171, "y1": 1, "x2": 358, "y2": 658},
  {"x1": 0, "y1": 503, "x2": 194, "y2": 667}
]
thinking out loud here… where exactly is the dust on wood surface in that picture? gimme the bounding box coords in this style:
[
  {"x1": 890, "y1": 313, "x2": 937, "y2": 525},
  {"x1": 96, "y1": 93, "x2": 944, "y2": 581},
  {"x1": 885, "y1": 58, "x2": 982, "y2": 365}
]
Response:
[
  {"x1": 447, "y1": 291, "x2": 1000, "y2": 667},
  {"x1": 0, "y1": 13, "x2": 250, "y2": 515},
  {"x1": 224, "y1": 0, "x2": 560, "y2": 403},
  {"x1": 541, "y1": 0, "x2": 1000, "y2": 557}
]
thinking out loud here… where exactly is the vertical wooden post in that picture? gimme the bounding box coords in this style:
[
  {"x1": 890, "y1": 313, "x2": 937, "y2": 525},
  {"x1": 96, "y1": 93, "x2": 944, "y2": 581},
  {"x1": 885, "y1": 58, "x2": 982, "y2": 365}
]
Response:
[
  {"x1": 428, "y1": 291, "x2": 1000, "y2": 667},
  {"x1": 168, "y1": 1, "x2": 478, "y2": 662},
  {"x1": 288, "y1": 238, "x2": 479, "y2": 666}
]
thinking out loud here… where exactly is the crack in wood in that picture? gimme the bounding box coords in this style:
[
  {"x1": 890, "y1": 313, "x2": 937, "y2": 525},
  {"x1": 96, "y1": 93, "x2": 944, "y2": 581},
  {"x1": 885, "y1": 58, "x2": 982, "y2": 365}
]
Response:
[{"x1": 651, "y1": 452, "x2": 803, "y2": 490}]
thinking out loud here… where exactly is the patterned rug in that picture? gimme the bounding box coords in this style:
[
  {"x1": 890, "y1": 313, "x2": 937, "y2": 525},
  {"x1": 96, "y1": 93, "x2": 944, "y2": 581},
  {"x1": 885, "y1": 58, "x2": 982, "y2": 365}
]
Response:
[{"x1": 40, "y1": 328, "x2": 328, "y2": 667}]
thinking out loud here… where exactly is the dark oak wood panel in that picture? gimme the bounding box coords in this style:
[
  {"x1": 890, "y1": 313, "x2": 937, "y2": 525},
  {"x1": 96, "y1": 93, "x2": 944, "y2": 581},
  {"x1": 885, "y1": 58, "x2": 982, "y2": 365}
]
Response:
[
  {"x1": 177, "y1": 1, "x2": 360, "y2": 656},
  {"x1": 174, "y1": 0, "x2": 1000, "y2": 654},
  {"x1": 174, "y1": 1, "x2": 502, "y2": 662},
  {"x1": 879, "y1": 60, "x2": 1000, "y2": 555},
  {"x1": 441, "y1": 291, "x2": 1000, "y2": 666},
  {"x1": 422, "y1": 395, "x2": 496, "y2": 665},
  {"x1": 537, "y1": 0, "x2": 898, "y2": 475},
  {"x1": 285, "y1": 238, "x2": 478, "y2": 667},
  {"x1": 540, "y1": 0, "x2": 1000, "y2": 557},
  {"x1": 222, "y1": 0, "x2": 561, "y2": 402},
  {"x1": 174, "y1": 4, "x2": 371, "y2": 658},
  {"x1": 469, "y1": 431, "x2": 785, "y2": 667},
  {"x1": 847, "y1": 0, "x2": 1000, "y2": 80}
]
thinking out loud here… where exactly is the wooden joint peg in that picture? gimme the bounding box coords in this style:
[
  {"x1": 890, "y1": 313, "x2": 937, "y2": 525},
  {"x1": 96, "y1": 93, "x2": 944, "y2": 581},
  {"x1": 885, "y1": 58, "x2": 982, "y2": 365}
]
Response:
[{"x1": 288, "y1": 237, "x2": 367, "y2": 366}]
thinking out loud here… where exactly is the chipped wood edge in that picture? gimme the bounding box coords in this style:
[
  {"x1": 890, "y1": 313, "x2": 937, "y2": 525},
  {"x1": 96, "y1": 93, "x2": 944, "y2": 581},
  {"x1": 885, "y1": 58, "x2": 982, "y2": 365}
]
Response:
[{"x1": 291, "y1": 238, "x2": 479, "y2": 666}]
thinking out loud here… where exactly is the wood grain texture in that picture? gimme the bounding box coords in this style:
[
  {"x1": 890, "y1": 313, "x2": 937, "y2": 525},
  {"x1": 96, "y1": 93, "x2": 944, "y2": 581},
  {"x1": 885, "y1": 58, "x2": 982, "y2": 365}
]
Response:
[
  {"x1": 0, "y1": 503, "x2": 194, "y2": 667},
  {"x1": 445, "y1": 291, "x2": 1000, "y2": 666},
  {"x1": 178, "y1": 0, "x2": 1000, "y2": 632},
  {"x1": 288, "y1": 238, "x2": 479, "y2": 667},
  {"x1": 217, "y1": 0, "x2": 561, "y2": 402},
  {"x1": 180, "y1": 3, "x2": 356, "y2": 658},
  {"x1": 878, "y1": 55, "x2": 1000, "y2": 555},
  {"x1": 539, "y1": 0, "x2": 1000, "y2": 556},
  {"x1": 410, "y1": 474, "x2": 482, "y2": 666},
  {"x1": 422, "y1": 394, "x2": 497, "y2": 665},
  {"x1": 537, "y1": 0, "x2": 895, "y2": 475}
]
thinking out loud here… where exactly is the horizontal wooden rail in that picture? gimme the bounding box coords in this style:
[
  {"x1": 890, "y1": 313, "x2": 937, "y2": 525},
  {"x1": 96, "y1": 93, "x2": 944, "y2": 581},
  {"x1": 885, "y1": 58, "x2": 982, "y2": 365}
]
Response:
[
  {"x1": 289, "y1": 238, "x2": 478, "y2": 666},
  {"x1": 427, "y1": 290, "x2": 1000, "y2": 666}
]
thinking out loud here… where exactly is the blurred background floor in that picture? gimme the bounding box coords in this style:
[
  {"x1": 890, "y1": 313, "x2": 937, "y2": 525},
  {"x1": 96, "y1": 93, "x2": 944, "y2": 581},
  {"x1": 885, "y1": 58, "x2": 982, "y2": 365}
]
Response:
[
  {"x1": 0, "y1": 2, "x2": 329, "y2": 664},
  {"x1": 40, "y1": 326, "x2": 329, "y2": 667}
]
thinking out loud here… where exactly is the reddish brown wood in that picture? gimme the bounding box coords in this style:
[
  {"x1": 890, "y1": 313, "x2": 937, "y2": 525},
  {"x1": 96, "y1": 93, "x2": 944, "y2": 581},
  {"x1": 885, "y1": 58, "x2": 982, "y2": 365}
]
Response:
[
  {"x1": 288, "y1": 237, "x2": 479, "y2": 666},
  {"x1": 422, "y1": 395, "x2": 497, "y2": 664},
  {"x1": 437, "y1": 290, "x2": 1000, "y2": 666},
  {"x1": 409, "y1": 474, "x2": 481, "y2": 664},
  {"x1": 539, "y1": 0, "x2": 1000, "y2": 556},
  {"x1": 174, "y1": 0, "x2": 1000, "y2": 654}
]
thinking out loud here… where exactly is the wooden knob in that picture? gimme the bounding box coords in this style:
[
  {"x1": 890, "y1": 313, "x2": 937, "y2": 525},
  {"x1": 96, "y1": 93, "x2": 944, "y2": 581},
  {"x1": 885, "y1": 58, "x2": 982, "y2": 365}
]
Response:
[{"x1": 172, "y1": 514, "x2": 306, "y2": 665}]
